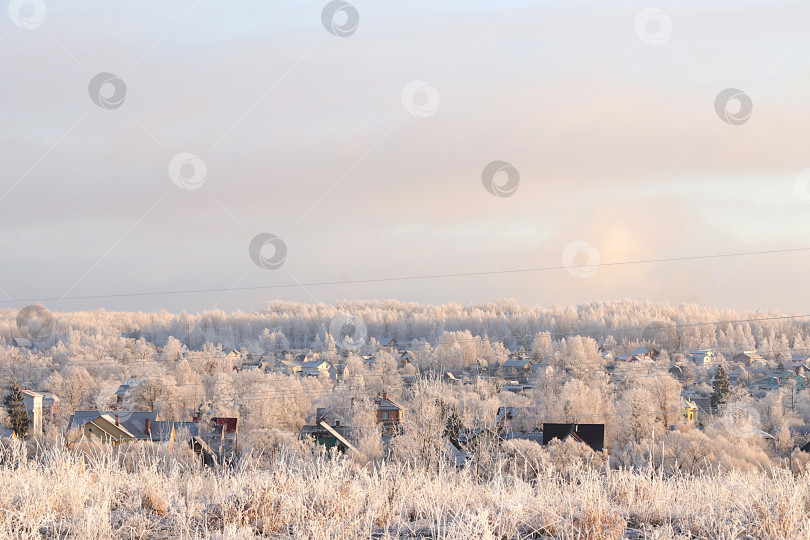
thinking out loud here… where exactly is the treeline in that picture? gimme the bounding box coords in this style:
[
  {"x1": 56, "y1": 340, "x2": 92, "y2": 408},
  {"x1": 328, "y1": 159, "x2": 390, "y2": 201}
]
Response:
[{"x1": 2, "y1": 299, "x2": 808, "y2": 355}]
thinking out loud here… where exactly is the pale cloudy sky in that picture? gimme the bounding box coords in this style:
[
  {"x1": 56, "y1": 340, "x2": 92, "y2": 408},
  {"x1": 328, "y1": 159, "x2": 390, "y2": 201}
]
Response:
[{"x1": 2, "y1": 0, "x2": 810, "y2": 313}]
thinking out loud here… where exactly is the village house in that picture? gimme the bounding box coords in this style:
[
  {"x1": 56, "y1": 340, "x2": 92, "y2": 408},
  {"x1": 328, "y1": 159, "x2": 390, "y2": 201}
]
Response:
[
  {"x1": 682, "y1": 399, "x2": 699, "y2": 423},
  {"x1": 530, "y1": 363, "x2": 554, "y2": 379},
  {"x1": 733, "y1": 350, "x2": 765, "y2": 367},
  {"x1": 691, "y1": 396, "x2": 713, "y2": 422},
  {"x1": 614, "y1": 354, "x2": 645, "y2": 363},
  {"x1": 300, "y1": 408, "x2": 357, "y2": 453},
  {"x1": 508, "y1": 346, "x2": 531, "y2": 362},
  {"x1": 67, "y1": 411, "x2": 161, "y2": 444},
  {"x1": 502, "y1": 381, "x2": 533, "y2": 393},
  {"x1": 150, "y1": 420, "x2": 201, "y2": 443},
  {"x1": 21, "y1": 390, "x2": 43, "y2": 437},
  {"x1": 292, "y1": 352, "x2": 313, "y2": 364},
  {"x1": 114, "y1": 379, "x2": 140, "y2": 406},
  {"x1": 670, "y1": 352, "x2": 688, "y2": 364},
  {"x1": 38, "y1": 391, "x2": 60, "y2": 422},
  {"x1": 504, "y1": 427, "x2": 544, "y2": 445},
  {"x1": 333, "y1": 362, "x2": 349, "y2": 381},
  {"x1": 301, "y1": 359, "x2": 336, "y2": 379},
  {"x1": 11, "y1": 338, "x2": 33, "y2": 349},
  {"x1": 160, "y1": 343, "x2": 190, "y2": 360},
  {"x1": 65, "y1": 410, "x2": 224, "y2": 463},
  {"x1": 777, "y1": 370, "x2": 807, "y2": 391},
  {"x1": 467, "y1": 361, "x2": 490, "y2": 380},
  {"x1": 375, "y1": 338, "x2": 398, "y2": 353},
  {"x1": 192, "y1": 416, "x2": 238, "y2": 435},
  {"x1": 792, "y1": 354, "x2": 810, "y2": 367},
  {"x1": 690, "y1": 349, "x2": 715, "y2": 366},
  {"x1": 269, "y1": 357, "x2": 303, "y2": 376},
  {"x1": 726, "y1": 364, "x2": 750, "y2": 385},
  {"x1": 501, "y1": 358, "x2": 533, "y2": 382},
  {"x1": 776, "y1": 351, "x2": 793, "y2": 366},
  {"x1": 631, "y1": 347, "x2": 660, "y2": 360},
  {"x1": 495, "y1": 406, "x2": 543, "y2": 435},
  {"x1": 762, "y1": 376, "x2": 781, "y2": 392},
  {"x1": 793, "y1": 363, "x2": 810, "y2": 378},
  {"x1": 542, "y1": 423, "x2": 605, "y2": 452},
  {"x1": 238, "y1": 362, "x2": 262, "y2": 373},
  {"x1": 191, "y1": 416, "x2": 239, "y2": 456},
  {"x1": 373, "y1": 392, "x2": 404, "y2": 432},
  {"x1": 363, "y1": 355, "x2": 378, "y2": 370},
  {"x1": 398, "y1": 351, "x2": 417, "y2": 369},
  {"x1": 457, "y1": 426, "x2": 504, "y2": 453}
]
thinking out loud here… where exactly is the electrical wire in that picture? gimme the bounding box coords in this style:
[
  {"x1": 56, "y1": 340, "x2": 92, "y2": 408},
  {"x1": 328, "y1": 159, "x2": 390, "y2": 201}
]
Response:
[{"x1": 1, "y1": 246, "x2": 809, "y2": 304}]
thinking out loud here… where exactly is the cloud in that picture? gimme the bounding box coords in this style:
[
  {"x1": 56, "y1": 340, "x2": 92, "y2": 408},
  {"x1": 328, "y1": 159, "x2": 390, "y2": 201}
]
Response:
[{"x1": 1, "y1": 1, "x2": 810, "y2": 312}]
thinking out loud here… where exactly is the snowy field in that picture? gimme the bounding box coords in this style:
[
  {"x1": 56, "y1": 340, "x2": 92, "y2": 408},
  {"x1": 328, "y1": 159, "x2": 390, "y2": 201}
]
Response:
[{"x1": 1, "y1": 439, "x2": 806, "y2": 540}]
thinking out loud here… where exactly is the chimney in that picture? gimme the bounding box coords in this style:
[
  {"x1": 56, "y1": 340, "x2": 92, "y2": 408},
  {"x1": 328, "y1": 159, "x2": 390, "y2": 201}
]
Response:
[
  {"x1": 145, "y1": 418, "x2": 151, "y2": 436},
  {"x1": 115, "y1": 415, "x2": 120, "y2": 426},
  {"x1": 382, "y1": 392, "x2": 387, "y2": 400}
]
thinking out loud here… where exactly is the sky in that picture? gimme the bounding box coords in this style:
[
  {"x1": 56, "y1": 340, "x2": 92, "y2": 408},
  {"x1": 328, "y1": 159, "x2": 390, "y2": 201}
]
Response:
[{"x1": 2, "y1": 0, "x2": 810, "y2": 314}]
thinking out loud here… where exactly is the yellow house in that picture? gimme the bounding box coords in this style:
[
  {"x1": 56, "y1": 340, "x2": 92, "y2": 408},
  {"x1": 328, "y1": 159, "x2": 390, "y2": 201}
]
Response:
[
  {"x1": 68, "y1": 411, "x2": 159, "y2": 445},
  {"x1": 682, "y1": 400, "x2": 699, "y2": 423},
  {"x1": 80, "y1": 414, "x2": 138, "y2": 444},
  {"x1": 68, "y1": 411, "x2": 201, "y2": 446}
]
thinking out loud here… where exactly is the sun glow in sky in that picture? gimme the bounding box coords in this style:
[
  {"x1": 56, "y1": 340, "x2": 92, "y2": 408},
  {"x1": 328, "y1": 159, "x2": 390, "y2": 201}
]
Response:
[{"x1": 2, "y1": 0, "x2": 810, "y2": 313}]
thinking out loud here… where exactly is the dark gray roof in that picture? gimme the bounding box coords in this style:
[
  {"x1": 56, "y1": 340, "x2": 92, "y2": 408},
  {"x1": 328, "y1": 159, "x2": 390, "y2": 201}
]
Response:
[
  {"x1": 312, "y1": 407, "x2": 349, "y2": 426},
  {"x1": 302, "y1": 359, "x2": 331, "y2": 369},
  {"x1": 444, "y1": 440, "x2": 469, "y2": 467},
  {"x1": 503, "y1": 359, "x2": 531, "y2": 368},
  {"x1": 300, "y1": 423, "x2": 352, "y2": 439},
  {"x1": 37, "y1": 391, "x2": 60, "y2": 403},
  {"x1": 458, "y1": 427, "x2": 503, "y2": 446},
  {"x1": 505, "y1": 431, "x2": 543, "y2": 444},
  {"x1": 692, "y1": 398, "x2": 712, "y2": 413},
  {"x1": 68, "y1": 410, "x2": 159, "y2": 440},
  {"x1": 496, "y1": 406, "x2": 542, "y2": 424},
  {"x1": 152, "y1": 421, "x2": 199, "y2": 441}
]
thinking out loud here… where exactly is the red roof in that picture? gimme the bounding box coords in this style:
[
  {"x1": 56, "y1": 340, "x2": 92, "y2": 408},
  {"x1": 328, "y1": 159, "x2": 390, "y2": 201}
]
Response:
[{"x1": 192, "y1": 416, "x2": 238, "y2": 433}]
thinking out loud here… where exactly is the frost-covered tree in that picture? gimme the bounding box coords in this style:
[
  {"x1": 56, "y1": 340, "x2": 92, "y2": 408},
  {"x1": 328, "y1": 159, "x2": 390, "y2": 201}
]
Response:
[
  {"x1": 3, "y1": 380, "x2": 28, "y2": 437},
  {"x1": 711, "y1": 365, "x2": 731, "y2": 410},
  {"x1": 647, "y1": 374, "x2": 683, "y2": 428}
]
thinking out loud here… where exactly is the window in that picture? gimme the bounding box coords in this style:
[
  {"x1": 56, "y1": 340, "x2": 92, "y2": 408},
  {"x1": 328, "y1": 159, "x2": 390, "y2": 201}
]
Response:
[{"x1": 381, "y1": 411, "x2": 389, "y2": 420}]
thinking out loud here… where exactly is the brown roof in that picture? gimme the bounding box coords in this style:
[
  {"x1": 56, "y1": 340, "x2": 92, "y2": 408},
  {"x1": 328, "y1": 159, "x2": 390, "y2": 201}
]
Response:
[{"x1": 373, "y1": 394, "x2": 403, "y2": 411}]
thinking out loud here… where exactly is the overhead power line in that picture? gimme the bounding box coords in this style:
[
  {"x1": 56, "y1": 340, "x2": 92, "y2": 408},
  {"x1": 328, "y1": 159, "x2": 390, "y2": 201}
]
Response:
[{"x1": 1, "y1": 246, "x2": 808, "y2": 304}]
